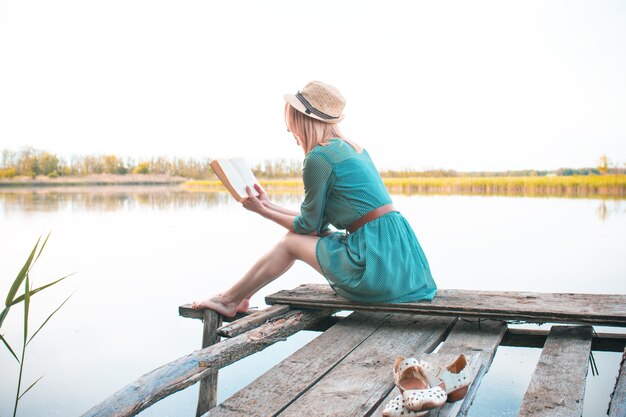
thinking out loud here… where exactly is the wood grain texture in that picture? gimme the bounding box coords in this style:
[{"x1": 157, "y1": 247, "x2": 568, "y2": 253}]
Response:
[
  {"x1": 518, "y1": 325, "x2": 593, "y2": 417},
  {"x1": 81, "y1": 308, "x2": 333, "y2": 417},
  {"x1": 205, "y1": 311, "x2": 395, "y2": 416},
  {"x1": 277, "y1": 314, "x2": 456, "y2": 417},
  {"x1": 371, "y1": 319, "x2": 506, "y2": 417},
  {"x1": 609, "y1": 347, "x2": 626, "y2": 417},
  {"x1": 216, "y1": 305, "x2": 292, "y2": 338},
  {"x1": 196, "y1": 310, "x2": 223, "y2": 417},
  {"x1": 266, "y1": 284, "x2": 626, "y2": 326},
  {"x1": 179, "y1": 304, "x2": 250, "y2": 321},
  {"x1": 502, "y1": 328, "x2": 626, "y2": 352}
]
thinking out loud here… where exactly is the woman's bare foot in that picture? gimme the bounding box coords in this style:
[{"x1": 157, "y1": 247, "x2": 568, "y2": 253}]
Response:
[
  {"x1": 237, "y1": 298, "x2": 250, "y2": 313},
  {"x1": 191, "y1": 295, "x2": 238, "y2": 317}
]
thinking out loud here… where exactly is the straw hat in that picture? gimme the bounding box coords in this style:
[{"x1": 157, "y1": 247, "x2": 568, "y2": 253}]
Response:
[{"x1": 284, "y1": 81, "x2": 345, "y2": 123}]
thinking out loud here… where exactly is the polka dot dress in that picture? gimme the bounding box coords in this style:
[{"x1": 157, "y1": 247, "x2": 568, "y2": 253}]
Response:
[{"x1": 293, "y1": 139, "x2": 437, "y2": 303}]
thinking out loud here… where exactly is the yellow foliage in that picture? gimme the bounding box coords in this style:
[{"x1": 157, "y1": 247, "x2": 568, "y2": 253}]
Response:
[{"x1": 0, "y1": 167, "x2": 16, "y2": 178}]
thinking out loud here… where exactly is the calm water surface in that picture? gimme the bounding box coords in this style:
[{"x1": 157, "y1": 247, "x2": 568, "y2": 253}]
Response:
[{"x1": 0, "y1": 187, "x2": 624, "y2": 416}]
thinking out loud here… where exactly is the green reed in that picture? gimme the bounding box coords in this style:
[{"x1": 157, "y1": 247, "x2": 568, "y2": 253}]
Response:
[{"x1": 1, "y1": 235, "x2": 73, "y2": 417}]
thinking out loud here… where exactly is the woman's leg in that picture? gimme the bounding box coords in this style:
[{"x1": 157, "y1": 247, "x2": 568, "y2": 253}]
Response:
[{"x1": 192, "y1": 232, "x2": 322, "y2": 317}]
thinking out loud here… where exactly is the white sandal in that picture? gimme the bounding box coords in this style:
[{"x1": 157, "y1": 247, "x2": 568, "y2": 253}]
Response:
[
  {"x1": 392, "y1": 356, "x2": 447, "y2": 411},
  {"x1": 382, "y1": 394, "x2": 429, "y2": 417},
  {"x1": 418, "y1": 354, "x2": 471, "y2": 402}
]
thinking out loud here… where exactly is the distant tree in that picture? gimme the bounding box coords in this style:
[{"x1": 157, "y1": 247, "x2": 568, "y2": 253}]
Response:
[
  {"x1": 133, "y1": 162, "x2": 150, "y2": 174},
  {"x1": 102, "y1": 155, "x2": 127, "y2": 174},
  {"x1": 38, "y1": 152, "x2": 60, "y2": 176},
  {"x1": 598, "y1": 154, "x2": 609, "y2": 175},
  {"x1": 1, "y1": 149, "x2": 15, "y2": 168}
]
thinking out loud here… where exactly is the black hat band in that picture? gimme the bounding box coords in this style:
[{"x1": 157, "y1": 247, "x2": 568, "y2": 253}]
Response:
[{"x1": 295, "y1": 92, "x2": 340, "y2": 120}]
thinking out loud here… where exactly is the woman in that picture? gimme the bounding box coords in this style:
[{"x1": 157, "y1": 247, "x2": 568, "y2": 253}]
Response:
[{"x1": 192, "y1": 81, "x2": 437, "y2": 316}]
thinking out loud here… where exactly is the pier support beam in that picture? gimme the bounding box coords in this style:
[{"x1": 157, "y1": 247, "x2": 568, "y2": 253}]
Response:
[{"x1": 196, "y1": 310, "x2": 222, "y2": 417}]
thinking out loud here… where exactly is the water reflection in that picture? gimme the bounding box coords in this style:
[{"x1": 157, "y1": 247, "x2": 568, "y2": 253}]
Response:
[
  {"x1": 595, "y1": 200, "x2": 624, "y2": 222},
  {"x1": 0, "y1": 186, "x2": 303, "y2": 215},
  {"x1": 1, "y1": 187, "x2": 623, "y2": 223},
  {"x1": 0, "y1": 187, "x2": 624, "y2": 417}
]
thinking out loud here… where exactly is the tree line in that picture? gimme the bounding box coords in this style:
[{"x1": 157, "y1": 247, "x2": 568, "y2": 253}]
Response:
[
  {"x1": 0, "y1": 148, "x2": 303, "y2": 179},
  {"x1": 1, "y1": 147, "x2": 623, "y2": 179}
]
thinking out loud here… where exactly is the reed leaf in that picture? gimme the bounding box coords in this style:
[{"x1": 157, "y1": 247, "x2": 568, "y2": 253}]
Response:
[
  {"x1": 26, "y1": 292, "x2": 73, "y2": 347},
  {"x1": 0, "y1": 307, "x2": 8, "y2": 328},
  {"x1": 5, "y1": 237, "x2": 40, "y2": 307},
  {"x1": 17, "y1": 375, "x2": 44, "y2": 401},
  {"x1": 9, "y1": 274, "x2": 74, "y2": 307},
  {"x1": 23, "y1": 275, "x2": 30, "y2": 345},
  {"x1": 13, "y1": 275, "x2": 31, "y2": 417},
  {"x1": 1, "y1": 333, "x2": 19, "y2": 363},
  {"x1": 32, "y1": 233, "x2": 50, "y2": 267}
]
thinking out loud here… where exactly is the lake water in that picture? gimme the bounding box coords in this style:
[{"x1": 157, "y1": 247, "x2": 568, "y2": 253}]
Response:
[{"x1": 0, "y1": 187, "x2": 624, "y2": 416}]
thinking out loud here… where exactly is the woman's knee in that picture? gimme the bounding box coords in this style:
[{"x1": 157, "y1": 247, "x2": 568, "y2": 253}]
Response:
[
  {"x1": 281, "y1": 232, "x2": 319, "y2": 262},
  {"x1": 273, "y1": 232, "x2": 298, "y2": 257},
  {"x1": 277, "y1": 231, "x2": 299, "y2": 254}
]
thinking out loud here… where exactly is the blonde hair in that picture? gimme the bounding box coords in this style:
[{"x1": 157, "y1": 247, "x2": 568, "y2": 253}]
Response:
[{"x1": 284, "y1": 103, "x2": 362, "y2": 154}]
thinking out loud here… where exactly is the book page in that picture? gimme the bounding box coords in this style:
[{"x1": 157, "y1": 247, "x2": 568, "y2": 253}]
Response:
[
  {"x1": 230, "y1": 158, "x2": 261, "y2": 196},
  {"x1": 211, "y1": 159, "x2": 248, "y2": 201}
]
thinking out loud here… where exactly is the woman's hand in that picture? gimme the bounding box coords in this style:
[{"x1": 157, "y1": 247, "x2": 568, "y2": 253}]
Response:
[
  {"x1": 242, "y1": 186, "x2": 267, "y2": 215},
  {"x1": 254, "y1": 184, "x2": 270, "y2": 204}
]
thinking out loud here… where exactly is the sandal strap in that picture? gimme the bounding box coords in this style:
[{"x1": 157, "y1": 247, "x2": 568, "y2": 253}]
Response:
[
  {"x1": 417, "y1": 359, "x2": 443, "y2": 377},
  {"x1": 403, "y1": 386, "x2": 448, "y2": 411},
  {"x1": 394, "y1": 357, "x2": 420, "y2": 383},
  {"x1": 387, "y1": 358, "x2": 419, "y2": 376},
  {"x1": 418, "y1": 357, "x2": 471, "y2": 393},
  {"x1": 382, "y1": 394, "x2": 429, "y2": 417}
]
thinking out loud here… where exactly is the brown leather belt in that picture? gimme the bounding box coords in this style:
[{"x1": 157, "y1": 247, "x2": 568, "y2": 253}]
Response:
[{"x1": 347, "y1": 204, "x2": 396, "y2": 234}]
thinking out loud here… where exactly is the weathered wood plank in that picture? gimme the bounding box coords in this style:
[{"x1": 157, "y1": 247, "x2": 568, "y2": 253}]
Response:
[
  {"x1": 179, "y1": 304, "x2": 251, "y2": 321},
  {"x1": 518, "y1": 325, "x2": 593, "y2": 417},
  {"x1": 266, "y1": 284, "x2": 626, "y2": 326},
  {"x1": 278, "y1": 313, "x2": 456, "y2": 416},
  {"x1": 429, "y1": 319, "x2": 507, "y2": 417},
  {"x1": 502, "y1": 327, "x2": 626, "y2": 352},
  {"x1": 196, "y1": 310, "x2": 223, "y2": 417},
  {"x1": 81, "y1": 308, "x2": 333, "y2": 417},
  {"x1": 609, "y1": 347, "x2": 626, "y2": 417},
  {"x1": 205, "y1": 311, "x2": 397, "y2": 416},
  {"x1": 216, "y1": 305, "x2": 291, "y2": 338},
  {"x1": 371, "y1": 319, "x2": 507, "y2": 417}
]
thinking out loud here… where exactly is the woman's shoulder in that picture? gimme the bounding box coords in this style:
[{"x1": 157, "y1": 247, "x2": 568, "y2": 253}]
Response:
[{"x1": 305, "y1": 138, "x2": 366, "y2": 167}]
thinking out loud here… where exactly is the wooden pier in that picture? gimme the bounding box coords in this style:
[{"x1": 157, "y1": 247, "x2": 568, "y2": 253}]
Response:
[{"x1": 82, "y1": 284, "x2": 626, "y2": 417}]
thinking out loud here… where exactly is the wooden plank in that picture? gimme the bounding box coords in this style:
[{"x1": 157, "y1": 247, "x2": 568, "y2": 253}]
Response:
[
  {"x1": 179, "y1": 304, "x2": 251, "y2": 321},
  {"x1": 217, "y1": 305, "x2": 291, "y2": 338},
  {"x1": 502, "y1": 328, "x2": 626, "y2": 352},
  {"x1": 428, "y1": 319, "x2": 507, "y2": 417},
  {"x1": 518, "y1": 325, "x2": 593, "y2": 417},
  {"x1": 277, "y1": 313, "x2": 456, "y2": 416},
  {"x1": 81, "y1": 308, "x2": 333, "y2": 417},
  {"x1": 181, "y1": 304, "x2": 340, "y2": 334},
  {"x1": 266, "y1": 284, "x2": 626, "y2": 326},
  {"x1": 204, "y1": 311, "x2": 401, "y2": 416},
  {"x1": 609, "y1": 347, "x2": 626, "y2": 417},
  {"x1": 371, "y1": 319, "x2": 507, "y2": 417},
  {"x1": 196, "y1": 310, "x2": 223, "y2": 417}
]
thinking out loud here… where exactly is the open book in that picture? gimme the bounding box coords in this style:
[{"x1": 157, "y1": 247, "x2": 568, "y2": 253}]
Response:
[{"x1": 209, "y1": 158, "x2": 261, "y2": 202}]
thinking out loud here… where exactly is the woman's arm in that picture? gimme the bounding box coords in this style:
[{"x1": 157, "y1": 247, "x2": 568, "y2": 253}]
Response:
[
  {"x1": 264, "y1": 200, "x2": 300, "y2": 216},
  {"x1": 243, "y1": 186, "x2": 296, "y2": 231},
  {"x1": 253, "y1": 184, "x2": 300, "y2": 216}
]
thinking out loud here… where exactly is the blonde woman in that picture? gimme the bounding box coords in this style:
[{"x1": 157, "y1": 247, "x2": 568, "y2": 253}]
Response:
[{"x1": 192, "y1": 81, "x2": 437, "y2": 316}]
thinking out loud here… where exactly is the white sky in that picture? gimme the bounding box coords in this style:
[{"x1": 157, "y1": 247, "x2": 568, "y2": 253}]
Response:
[{"x1": 1, "y1": 0, "x2": 625, "y2": 171}]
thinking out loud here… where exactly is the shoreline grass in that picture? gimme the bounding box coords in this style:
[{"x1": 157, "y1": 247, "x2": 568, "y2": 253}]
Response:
[
  {"x1": 2, "y1": 174, "x2": 625, "y2": 198},
  {"x1": 184, "y1": 175, "x2": 626, "y2": 198}
]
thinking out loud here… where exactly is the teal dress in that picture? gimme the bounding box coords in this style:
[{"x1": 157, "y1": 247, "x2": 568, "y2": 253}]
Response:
[{"x1": 293, "y1": 139, "x2": 437, "y2": 303}]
